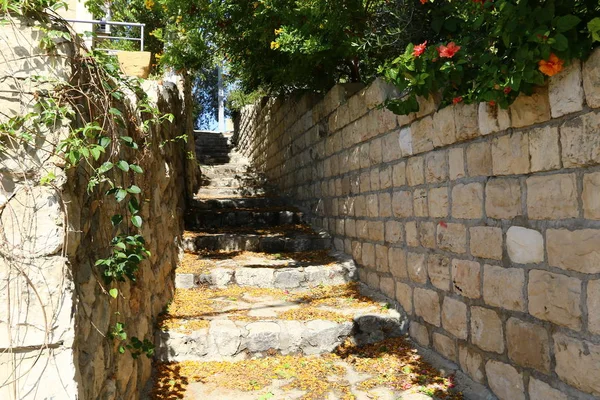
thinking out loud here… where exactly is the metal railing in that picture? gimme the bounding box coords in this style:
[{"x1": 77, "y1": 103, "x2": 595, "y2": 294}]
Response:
[{"x1": 63, "y1": 19, "x2": 146, "y2": 51}]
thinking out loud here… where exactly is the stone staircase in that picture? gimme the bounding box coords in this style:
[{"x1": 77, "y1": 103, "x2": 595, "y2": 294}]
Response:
[{"x1": 151, "y1": 132, "x2": 465, "y2": 400}]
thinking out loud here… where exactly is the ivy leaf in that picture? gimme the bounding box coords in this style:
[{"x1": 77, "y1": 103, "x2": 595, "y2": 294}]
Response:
[
  {"x1": 115, "y1": 189, "x2": 127, "y2": 202},
  {"x1": 109, "y1": 288, "x2": 118, "y2": 298},
  {"x1": 111, "y1": 214, "x2": 123, "y2": 226},
  {"x1": 127, "y1": 185, "x2": 141, "y2": 194},
  {"x1": 116, "y1": 160, "x2": 130, "y2": 172},
  {"x1": 109, "y1": 107, "x2": 123, "y2": 118},
  {"x1": 98, "y1": 161, "x2": 114, "y2": 174},
  {"x1": 128, "y1": 198, "x2": 140, "y2": 214},
  {"x1": 555, "y1": 15, "x2": 581, "y2": 33},
  {"x1": 130, "y1": 164, "x2": 144, "y2": 174},
  {"x1": 131, "y1": 215, "x2": 143, "y2": 228},
  {"x1": 99, "y1": 136, "x2": 111, "y2": 148}
]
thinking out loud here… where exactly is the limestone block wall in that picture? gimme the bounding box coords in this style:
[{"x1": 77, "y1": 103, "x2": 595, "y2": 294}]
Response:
[
  {"x1": 235, "y1": 48, "x2": 600, "y2": 400},
  {"x1": 0, "y1": 18, "x2": 199, "y2": 399}
]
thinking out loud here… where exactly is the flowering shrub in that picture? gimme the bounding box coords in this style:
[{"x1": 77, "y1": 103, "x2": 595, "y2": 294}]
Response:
[{"x1": 383, "y1": 0, "x2": 600, "y2": 115}]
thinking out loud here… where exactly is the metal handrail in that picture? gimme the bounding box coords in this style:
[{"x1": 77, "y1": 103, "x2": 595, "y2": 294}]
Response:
[{"x1": 63, "y1": 19, "x2": 145, "y2": 51}]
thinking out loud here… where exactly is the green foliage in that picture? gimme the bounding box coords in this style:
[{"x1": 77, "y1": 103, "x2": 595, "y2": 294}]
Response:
[{"x1": 383, "y1": 0, "x2": 599, "y2": 115}]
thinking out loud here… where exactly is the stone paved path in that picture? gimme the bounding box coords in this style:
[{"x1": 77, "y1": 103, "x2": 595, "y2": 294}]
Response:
[{"x1": 149, "y1": 132, "x2": 463, "y2": 400}]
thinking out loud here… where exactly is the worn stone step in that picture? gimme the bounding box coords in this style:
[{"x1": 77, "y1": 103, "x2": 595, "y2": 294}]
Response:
[
  {"x1": 155, "y1": 283, "x2": 406, "y2": 362},
  {"x1": 190, "y1": 197, "x2": 288, "y2": 210},
  {"x1": 200, "y1": 165, "x2": 251, "y2": 176},
  {"x1": 182, "y1": 229, "x2": 331, "y2": 253},
  {"x1": 176, "y1": 250, "x2": 356, "y2": 289},
  {"x1": 195, "y1": 187, "x2": 266, "y2": 198},
  {"x1": 185, "y1": 209, "x2": 305, "y2": 229}
]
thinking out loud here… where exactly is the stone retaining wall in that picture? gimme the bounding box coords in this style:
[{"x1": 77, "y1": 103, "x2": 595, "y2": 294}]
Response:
[
  {"x1": 0, "y1": 18, "x2": 199, "y2": 399},
  {"x1": 235, "y1": 48, "x2": 600, "y2": 400}
]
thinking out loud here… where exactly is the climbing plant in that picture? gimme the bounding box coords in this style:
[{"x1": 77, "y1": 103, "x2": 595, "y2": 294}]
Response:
[{"x1": 1, "y1": 0, "x2": 176, "y2": 359}]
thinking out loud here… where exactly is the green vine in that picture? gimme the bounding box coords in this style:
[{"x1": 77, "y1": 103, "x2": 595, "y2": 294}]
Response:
[{"x1": 1, "y1": 0, "x2": 178, "y2": 360}]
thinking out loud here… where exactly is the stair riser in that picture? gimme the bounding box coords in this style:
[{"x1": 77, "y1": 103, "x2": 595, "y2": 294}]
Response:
[
  {"x1": 190, "y1": 198, "x2": 287, "y2": 210},
  {"x1": 176, "y1": 263, "x2": 355, "y2": 289},
  {"x1": 156, "y1": 314, "x2": 406, "y2": 362},
  {"x1": 185, "y1": 211, "x2": 304, "y2": 229},
  {"x1": 196, "y1": 188, "x2": 266, "y2": 197},
  {"x1": 183, "y1": 235, "x2": 331, "y2": 253}
]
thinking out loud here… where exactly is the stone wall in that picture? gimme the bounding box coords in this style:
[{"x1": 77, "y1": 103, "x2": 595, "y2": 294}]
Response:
[
  {"x1": 235, "y1": 48, "x2": 600, "y2": 400},
  {"x1": 0, "y1": 18, "x2": 199, "y2": 399}
]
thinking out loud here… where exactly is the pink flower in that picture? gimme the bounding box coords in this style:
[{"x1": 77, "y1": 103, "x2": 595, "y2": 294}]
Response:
[
  {"x1": 413, "y1": 41, "x2": 427, "y2": 57},
  {"x1": 437, "y1": 42, "x2": 461, "y2": 58}
]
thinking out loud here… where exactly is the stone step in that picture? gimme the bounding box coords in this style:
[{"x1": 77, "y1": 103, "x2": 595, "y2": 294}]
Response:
[
  {"x1": 195, "y1": 187, "x2": 266, "y2": 198},
  {"x1": 190, "y1": 197, "x2": 288, "y2": 210},
  {"x1": 155, "y1": 283, "x2": 406, "y2": 362},
  {"x1": 185, "y1": 209, "x2": 305, "y2": 229},
  {"x1": 182, "y1": 229, "x2": 331, "y2": 253},
  {"x1": 176, "y1": 250, "x2": 356, "y2": 289},
  {"x1": 199, "y1": 176, "x2": 267, "y2": 188}
]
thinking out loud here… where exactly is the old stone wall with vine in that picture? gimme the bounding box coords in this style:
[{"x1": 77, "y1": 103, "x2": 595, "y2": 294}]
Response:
[{"x1": 0, "y1": 11, "x2": 199, "y2": 400}]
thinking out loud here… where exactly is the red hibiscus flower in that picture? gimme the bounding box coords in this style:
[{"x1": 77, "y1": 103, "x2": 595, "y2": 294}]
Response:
[
  {"x1": 489, "y1": 100, "x2": 496, "y2": 106},
  {"x1": 413, "y1": 41, "x2": 427, "y2": 57},
  {"x1": 420, "y1": 0, "x2": 427, "y2": 4},
  {"x1": 503, "y1": 87, "x2": 512, "y2": 94},
  {"x1": 437, "y1": 42, "x2": 461, "y2": 58},
  {"x1": 453, "y1": 96, "x2": 463, "y2": 104}
]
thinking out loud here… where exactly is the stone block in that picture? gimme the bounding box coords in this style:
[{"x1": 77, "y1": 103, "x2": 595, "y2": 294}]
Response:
[
  {"x1": 399, "y1": 126, "x2": 413, "y2": 157},
  {"x1": 407, "y1": 156, "x2": 425, "y2": 186},
  {"x1": 485, "y1": 360, "x2": 525, "y2": 400},
  {"x1": 466, "y1": 141, "x2": 492, "y2": 177},
  {"x1": 433, "y1": 333, "x2": 457, "y2": 362},
  {"x1": 405, "y1": 222, "x2": 419, "y2": 247},
  {"x1": 412, "y1": 116, "x2": 434, "y2": 154},
  {"x1": 379, "y1": 193, "x2": 392, "y2": 218},
  {"x1": 470, "y1": 226, "x2": 502, "y2": 260},
  {"x1": 365, "y1": 78, "x2": 400, "y2": 109},
  {"x1": 389, "y1": 247, "x2": 407, "y2": 279},
  {"x1": 414, "y1": 288, "x2": 441, "y2": 327},
  {"x1": 360, "y1": 172, "x2": 371, "y2": 193},
  {"x1": 448, "y1": 147, "x2": 465, "y2": 180},
  {"x1": 483, "y1": 264, "x2": 525, "y2": 312},
  {"x1": 549, "y1": 60, "x2": 584, "y2": 117},
  {"x1": 369, "y1": 138, "x2": 383, "y2": 166},
  {"x1": 506, "y1": 226, "x2": 544, "y2": 264},
  {"x1": 396, "y1": 281, "x2": 413, "y2": 315},
  {"x1": 478, "y1": 102, "x2": 510, "y2": 135},
  {"x1": 385, "y1": 221, "x2": 402, "y2": 244},
  {"x1": 367, "y1": 194, "x2": 379, "y2": 218},
  {"x1": 424, "y1": 256, "x2": 447, "y2": 292},
  {"x1": 368, "y1": 221, "x2": 385, "y2": 242},
  {"x1": 392, "y1": 190, "x2": 413, "y2": 218},
  {"x1": 361, "y1": 243, "x2": 376, "y2": 269},
  {"x1": 528, "y1": 269, "x2": 581, "y2": 331},
  {"x1": 554, "y1": 333, "x2": 600, "y2": 396},
  {"x1": 509, "y1": 86, "x2": 551, "y2": 128},
  {"x1": 382, "y1": 131, "x2": 401, "y2": 163},
  {"x1": 547, "y1": 229, "x2": 600, "y2": 274},
  {"x1": 458, "y1": 345, "x2": 485, "y2": 384},
  {"x1": 528, "y1": 378, "x2": 568, "y2": 400},
  {"x1": 437, "y1": 222, "x2": 466, "y2": 254},
  {"x1": 528, "y1": 126, "x2": 561, "y2": 172},
  {"x1": 485, "y1": 178, "x2": 522, "y2": 219},
  {"x1": 471, "y1": 306, "x2": 504, "y2": 354},
  {"x1": 392, "y1": 161, "x2": 406, "y2": 187},
  {"x1": 452, "y1": 183, "x2": 484, "y2": 219},
  {"x1": 418, "y1": 222, "x2": 436, "y2": 249},
  {"x1": 506, "y1": 317, "x2": 550, "y2": 373},
  {"x1": 526, "y1": 173, "x2": 578, "y2": 219},
  {"x1": 452, "y1": 259, "x2": 481, "y2": 299},
  {"x1": 432, "y1": 106, "x2": 456, "y2": 147},
  {"x1": 366, "y1": 271, "x2": 380, "y2": 289},
  {"x1": 560, "y1": 111, "x2": 600, "y2": 168},
  {"x1": 416, "y1": 95, "x2": 438, "y2": 118},
  {"x1": 455, "y1": 103, "x2": 480, "y2": 141},
  {"x1": 583, "y1": 172, "x2": 600, "y2": 220},
  {"x1": 409, "y1": 321, "x2": 429, "y2": 346},
  {"x1": 583, "y1": 48, "x2": 600, "y2": 108},
  {"x1": 407, "y1": 252, "x2": 427, "y2": 284},
  {"x1": 375, "y1": 244, "x2": 389, "y2": 273},
  {"x1": 379, "y1": 276, "x2": 395, "y2": 299},
  {"x1": 428, "y1": 186, "x2": 449, "y2": 218},
  {"x1": 588, "y1": 280, "x2": 600, "y2": 335},
  {"x1": 425, "y1": 150, "x2": 448, "y2": 183},
  {"x1": 441, "y1": 296, "x2": 467, "y2": 339},
  {"x1": 491, "y1": 132, "x2": 530, "y2": 175},
  {"x1": 413, "y1": 189, "x2": 428, "y2": 217}
]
